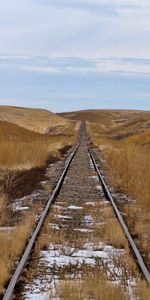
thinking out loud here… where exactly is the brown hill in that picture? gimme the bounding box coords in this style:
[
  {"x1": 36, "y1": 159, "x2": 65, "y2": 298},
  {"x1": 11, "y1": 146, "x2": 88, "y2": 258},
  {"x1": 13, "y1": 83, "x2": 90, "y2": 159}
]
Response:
[
  {"x1": 59, "y1": 109, "x2": 150, "y2": 142},
  {"x1": 0, "y1": 106, "x2": 67, "y2": 134}
]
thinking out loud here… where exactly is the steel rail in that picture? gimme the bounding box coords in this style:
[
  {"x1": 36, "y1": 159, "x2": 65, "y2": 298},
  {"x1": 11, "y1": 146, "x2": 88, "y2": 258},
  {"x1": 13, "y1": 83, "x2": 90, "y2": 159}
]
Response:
[
  {"x1": 88, "y1": 147, "x2": 150, "y2": 285},
  {"x1": 3, "y1": 143, "x2": 80, "y2": 300}
]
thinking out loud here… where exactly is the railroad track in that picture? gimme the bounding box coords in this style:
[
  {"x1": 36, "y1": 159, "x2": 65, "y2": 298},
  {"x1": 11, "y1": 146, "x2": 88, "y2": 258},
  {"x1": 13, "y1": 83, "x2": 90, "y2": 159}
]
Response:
[{"x1": 3, "y1": 124, "x2": 150, "y2": 300}]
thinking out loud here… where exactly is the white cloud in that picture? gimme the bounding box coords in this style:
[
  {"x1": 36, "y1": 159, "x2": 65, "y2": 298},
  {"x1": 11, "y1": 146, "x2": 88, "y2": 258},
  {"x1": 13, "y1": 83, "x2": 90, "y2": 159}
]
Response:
[
  {"x1": 35, "y1": 0, "x2": 150, "y2": 9},
  {"x1": 19, "y1": 57, "x2": 150, "y2": 76},
  {"x1": 0, "y1": 0, "x2": 150, "y2": 60},
  {"x1": 23, "y1": 65, "x2": 60, "y2": 73},
  {"x1": 96, "y1": 60, "x2": 150, "y2": 75}
]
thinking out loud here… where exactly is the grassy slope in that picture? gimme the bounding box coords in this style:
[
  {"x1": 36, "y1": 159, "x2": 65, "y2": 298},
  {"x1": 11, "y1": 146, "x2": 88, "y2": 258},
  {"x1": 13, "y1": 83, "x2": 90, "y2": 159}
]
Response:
[
  {"x1": 0, "y1": 120, "x2": 77, "y2": 170},
  {"x1": 0, "y1": 106, "x2": 68, "y2": 134},
  {"x1": 59, "y1": 109, "x2": 147, "y2": 123},
  {"x1": 60, "y1": 109, "x2": 150, "y2": 146},
  {"x1": 0, "y1": 106, "x2": 79, "y2": 170}
]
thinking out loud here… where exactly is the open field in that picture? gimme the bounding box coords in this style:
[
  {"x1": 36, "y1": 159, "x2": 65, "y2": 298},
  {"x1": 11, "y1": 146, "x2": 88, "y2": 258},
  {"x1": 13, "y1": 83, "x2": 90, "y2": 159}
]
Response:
[{"x1": 1, "y1": 107, "x2": 150, "y2": 299}]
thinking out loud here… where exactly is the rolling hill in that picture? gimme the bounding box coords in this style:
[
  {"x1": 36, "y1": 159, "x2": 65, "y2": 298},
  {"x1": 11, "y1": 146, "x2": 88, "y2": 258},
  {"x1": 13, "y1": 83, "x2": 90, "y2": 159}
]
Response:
[
  {"x1": 0, "y1": 106, "x2": 68, "y2": 134},
  {"x1": 59, "y1": 109, "x2": 150, "y2": 144},
  {"x1": 0, "y1": 106, "x2": 77, "y2": 170}
]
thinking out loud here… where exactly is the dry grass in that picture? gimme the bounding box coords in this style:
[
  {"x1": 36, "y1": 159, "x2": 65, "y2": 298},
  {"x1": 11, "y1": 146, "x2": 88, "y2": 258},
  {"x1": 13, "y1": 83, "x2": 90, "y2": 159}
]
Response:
[
  {"x1": 0, "y1": 213, "x2": 35, "y2": 294},
  {"x1": 104, "y1": 144, "x2": 150, "y2": 209},
  {"x1": 0, "y1": 194, "x2": 9, "y2": 226},
  {"x1": 0, "y1": 139, "x2": 52, "y2": 170},
  {"x1": 104, "y1": 218, "x2": 128, "y2": 249},
  {"x1": 0, "y1": 120, "x2": 77, "y2": 170},
  {"x1": 84, "y1": 110, "x2": 150, "y2": 210},
  {"x1": 88, "y1": 200, "x2": 128, "y2": 249},
  {"x1": 49, "y1": 270, "x2": 128, "y2": 300},
  {"x1": 122, "y1": 203, "x2": 150, "y2": 267},
  {"x1": 83, "y1": 110, "x2": 150, "y2": 269},
  {"x1": 34, "y1": 219, "x2": 52, "y2": 255},
  {"x1": 135, "y1": 280, "x2": 150, "y2": 300},
  {"x1": 0, "y1": 105, "x2": 68, "y2": 133},
  {"x1": 59, "y1": 108, "x2": 147, "y2": 124}
]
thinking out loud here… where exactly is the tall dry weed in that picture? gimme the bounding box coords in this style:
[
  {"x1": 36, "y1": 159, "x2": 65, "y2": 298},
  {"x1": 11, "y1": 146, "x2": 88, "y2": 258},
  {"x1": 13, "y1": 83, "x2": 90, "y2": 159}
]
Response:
[
  {"x1": 0, "y1": 124, "x2": 76, "y2": 170},
  {"x1": 87, "y1": 121, "x2": 150, "y2": 210},
  {"x1": 0, "y1": 194, "x2": 9, "y2": 226},
  {"x1": 0, "y1": 213, "x2": 35, "y2": 294},
  {"x1": 135, "y1": 280, "x2": 150, "y2": 300},
  {"x1": 104, "y1": 144, "x2": 150, "y2": 209},
  {"x1": 49, "y1": 271, "x2": 128, "y2": 300}
]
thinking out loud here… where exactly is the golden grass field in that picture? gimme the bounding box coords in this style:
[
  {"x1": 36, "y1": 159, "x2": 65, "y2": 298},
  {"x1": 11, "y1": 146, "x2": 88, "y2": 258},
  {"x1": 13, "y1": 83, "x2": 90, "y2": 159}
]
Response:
[
  {"x1": 0, "y1": 120, "x2": 78, "y2": 170},
  {"x1": 0, "y1": 106, "x2": 68, "y2": 133},
  {"x1": 0, "y1": 106, "x2": 79, "y2": 170}
]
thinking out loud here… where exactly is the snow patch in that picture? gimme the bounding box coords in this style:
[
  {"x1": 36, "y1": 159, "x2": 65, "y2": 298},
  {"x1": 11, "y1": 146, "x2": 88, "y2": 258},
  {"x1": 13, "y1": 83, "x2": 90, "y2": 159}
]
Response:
[
  {"x1": 90, "y1": 175, "x2": 99, "y2": 182},
  {"x1": 68, "y1": 205, "x2": 83, "y2": 210},
  {"x1": 85, "y1": 201, "x2": 96, "y2": 206},
  {"x1": 74, "y1": 228, "x2": 93, "y2": 233},
  {"x1": 83, "y1": 215, "x2": 94, "y2": 223},
  {"x1": 57, "y1": 215, "x2": 72, "y2": 220}
]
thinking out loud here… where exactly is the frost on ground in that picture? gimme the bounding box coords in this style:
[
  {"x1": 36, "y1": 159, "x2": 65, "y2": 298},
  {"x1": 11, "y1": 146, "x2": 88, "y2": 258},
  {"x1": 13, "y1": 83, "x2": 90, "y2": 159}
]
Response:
[
  {"x1": 23, "y1": 240, "x2": 136, "y2": 300},
  {"x1": 0, "y1": 226, "x2": 15, "y2": 231},
  {"x1": 11, "y1": 190, "x2": 42, "y2": 212},
  {"x1": 22, "y1": 195, "x2": 136, "y2": 300}
]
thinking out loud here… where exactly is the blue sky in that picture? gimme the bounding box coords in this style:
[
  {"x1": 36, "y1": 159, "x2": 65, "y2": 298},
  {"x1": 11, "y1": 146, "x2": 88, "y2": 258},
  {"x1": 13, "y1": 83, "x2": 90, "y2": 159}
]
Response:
[{"x1": 0, "y1": 0, "x2": 150, "y2": 112}]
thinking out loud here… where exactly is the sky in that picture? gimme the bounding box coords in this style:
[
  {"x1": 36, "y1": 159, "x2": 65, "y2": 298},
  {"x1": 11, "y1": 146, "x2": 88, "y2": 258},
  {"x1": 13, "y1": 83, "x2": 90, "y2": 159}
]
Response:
[{"x1": 0, "y1": 0, "x2": 150, "y2": 112}]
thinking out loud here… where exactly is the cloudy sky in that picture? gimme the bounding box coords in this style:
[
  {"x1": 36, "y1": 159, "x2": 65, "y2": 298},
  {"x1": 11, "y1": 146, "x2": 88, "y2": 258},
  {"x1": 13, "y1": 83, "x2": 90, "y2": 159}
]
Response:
[{"x1": 0, "y1": 0, "x2": 150, "y2": 111}]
